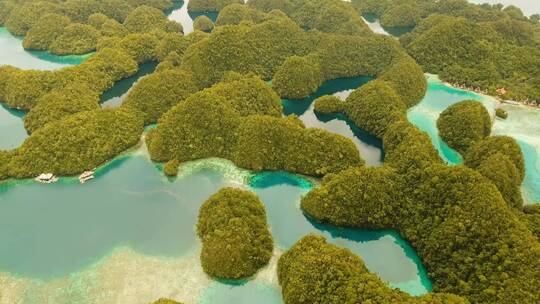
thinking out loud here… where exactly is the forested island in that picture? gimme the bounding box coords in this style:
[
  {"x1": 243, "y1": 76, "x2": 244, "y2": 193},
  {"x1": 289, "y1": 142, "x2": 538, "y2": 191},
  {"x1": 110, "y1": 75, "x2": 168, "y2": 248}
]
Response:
[{"x1": 0, "y1": 0, "x2": 539, "y2": 303}]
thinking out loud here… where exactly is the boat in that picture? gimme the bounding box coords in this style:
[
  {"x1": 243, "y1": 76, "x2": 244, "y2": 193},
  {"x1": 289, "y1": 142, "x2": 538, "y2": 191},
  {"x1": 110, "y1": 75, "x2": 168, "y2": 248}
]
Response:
[
  {"x1": 35, "y1": 173, "x2": 59, "y2": 184},
  {"x1": 79, "y1": 171, "x2": 95, "y2": 184}
]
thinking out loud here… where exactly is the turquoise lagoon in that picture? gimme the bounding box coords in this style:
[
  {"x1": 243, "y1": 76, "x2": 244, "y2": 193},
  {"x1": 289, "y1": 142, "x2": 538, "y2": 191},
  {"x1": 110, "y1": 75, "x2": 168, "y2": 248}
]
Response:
[
  {"x1": 0, "y1": 152, "x2": 432, "y2": 303},
  {"x1": 408, "y1": 75, "x2": 540, "y2": 204},
  {"x1": 0, "y1": 27, "x2": 89, "y2": 70}
]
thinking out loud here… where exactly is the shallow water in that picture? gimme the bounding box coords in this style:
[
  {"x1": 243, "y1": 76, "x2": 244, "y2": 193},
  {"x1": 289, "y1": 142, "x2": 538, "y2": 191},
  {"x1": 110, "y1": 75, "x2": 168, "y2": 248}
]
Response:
[
  {"x1": 0, "y1": 153, "x2": 431, "y2": 302},
  {"x1": 0, "y1": 104, "x2": 26, "y2": 150},
  {"x1": 362, "y1": 13, "x2": 412, "y2": 37},
  {"x1": 409, "y1": 75, "x2": 540, "y2": 204},
  {"x1": 281, "y1": 77, "x2": 384, "y2": 166},
  {"x1": 166, "y1": 0, "x2": 218, "y2": 34},
  {"x1": 492, "y1": 104, "x2": 540, "y2": 203},
  {"x1": 408, "y1": 74, "x2": 495, "y2": 164},
  {"x1": 0, "y1": 27, "x2": 89, "y2": 70}
]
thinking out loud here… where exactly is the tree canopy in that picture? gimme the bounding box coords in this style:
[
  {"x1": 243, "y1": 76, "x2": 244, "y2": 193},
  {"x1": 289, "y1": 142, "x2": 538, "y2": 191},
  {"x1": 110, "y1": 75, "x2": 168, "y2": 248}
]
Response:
[
  {"x1": 278, "y1": 235, "x2": 467, "y2": 304},
  {"x1": 436, "y1": 100, "x2": 492, "y2": 154},
  {"x1": 197, "y1": 188, "x2": 273, "y2": 279}
]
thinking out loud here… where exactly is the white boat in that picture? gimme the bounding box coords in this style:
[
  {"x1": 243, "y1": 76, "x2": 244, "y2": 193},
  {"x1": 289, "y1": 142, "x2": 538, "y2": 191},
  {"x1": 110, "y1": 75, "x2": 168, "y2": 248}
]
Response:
[
  {"x1": 35, "y1": 173, "x2": 59, "y2": 184},
  {"x1": 79, "y1": 171, "x2": 95, "y2": 184}
]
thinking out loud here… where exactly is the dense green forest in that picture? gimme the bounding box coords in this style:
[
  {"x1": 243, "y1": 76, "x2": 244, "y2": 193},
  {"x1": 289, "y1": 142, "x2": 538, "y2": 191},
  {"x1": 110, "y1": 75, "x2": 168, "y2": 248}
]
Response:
[
  {"x1": 1, "y1": 108, "x2": 143, "y2": 179},
  {"x1": 436, "y1": 100, "x2": 492, "y2": 154},
  {"x1": 197, "y1": 188, "x2": 273, "y2": 279},
  {"x1": 0, "y1": 0, "x2": 538, "y2": 303},
  {"x1": 353, "y1": 0, "x2": 540, "y2": 104},
  {"x1": 278, "y1": 235, "x2": 467, "y2": 303},
  {"x1": 146, "y1": 76, "x2": 362, "y2": 176}
]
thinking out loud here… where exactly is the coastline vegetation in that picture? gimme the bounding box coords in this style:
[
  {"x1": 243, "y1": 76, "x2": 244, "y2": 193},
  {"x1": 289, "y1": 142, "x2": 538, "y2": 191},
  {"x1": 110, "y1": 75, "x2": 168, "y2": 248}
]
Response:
[
  {"x1": 278, "y1": 235, "x2": 467, "y2": 303},
  {"x1": 0, "y1": 1, "x2": 538, "y2": 304},
  {"x1": 197, "y1": 188, "x2": 273, "y2": 279},
  {"x1": 352, "y1": 0, "x2": 540, "y2": 105},
  {"x1": 436, "y1": 100, "x2": 492, "y2": 154}
]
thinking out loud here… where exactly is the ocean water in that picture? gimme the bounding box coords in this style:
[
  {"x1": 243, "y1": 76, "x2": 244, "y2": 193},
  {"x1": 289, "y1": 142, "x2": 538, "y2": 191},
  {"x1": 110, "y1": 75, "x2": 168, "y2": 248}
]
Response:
[
  {"x1": 408, "y1": 75, "x2": 540, "y2": 204},
  {"x1": 0, "y1": 153, "x2": 432, "y2": 303}
]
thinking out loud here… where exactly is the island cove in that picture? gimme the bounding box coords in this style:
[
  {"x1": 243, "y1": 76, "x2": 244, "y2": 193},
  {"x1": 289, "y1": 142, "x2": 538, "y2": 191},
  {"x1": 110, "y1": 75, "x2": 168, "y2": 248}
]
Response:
[{"x1": 0, "y1": 152, "x2": 431, "y2": 303}]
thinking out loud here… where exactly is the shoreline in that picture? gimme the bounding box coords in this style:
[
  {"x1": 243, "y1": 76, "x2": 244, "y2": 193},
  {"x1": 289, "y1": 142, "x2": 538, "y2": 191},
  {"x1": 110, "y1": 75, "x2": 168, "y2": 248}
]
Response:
[{"x1": 442, "y1": 81, "x2": 540, "y2": 109}]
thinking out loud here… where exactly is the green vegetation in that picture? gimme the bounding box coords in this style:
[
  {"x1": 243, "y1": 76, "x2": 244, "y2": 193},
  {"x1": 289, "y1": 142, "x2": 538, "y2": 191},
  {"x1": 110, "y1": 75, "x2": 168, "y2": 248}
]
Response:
[
  {"x1": 49, "y1": 23, "x2": 101, "y2": 55},
  {"x1": 345, "y1": 80, "x2": 406, "y2": 138},
  {"x1": 215, "y1": 3, "x2": 266, "y2": 26},
  {"x1": 88, "y1": 13, "x2": 110, "y2": 29},
  {"x1": 193, "y1": 15, "x2": 214, "y2": 32},
  {"x1": 0, "y1": 46, "x2": 138, "y2": 109},
  {"x1": 436, "y1": 100, "x2": 492, "y2": 154},
  {"x1": 24, "y1": 83, "x2": 100, "y2": 134},
  {"x1": 188, "y1": 0, "x2": 243, "y2": 12},
  {"x1": 163, "y1": 159, "x2": 179, "y2": 177},
  {"x1": 464, "y1": 136, "x2": 525, "y2": 184},
  {"x1": 181, "y1": 16, "x2": 309, "y2": 87},
  {"x1": 123, "y1": 69, "x2": 199, "y2": 124},
  {"x1": 151, "y1": 299, "x2": 183, "y2": 304},
  {"x1": 301, "y1": 162, "x2": 540, "y2": 303},
  {"x1": 5, "y1": 1, "x2": 58, "y2": 36},
  {"x1": 197, "y1": 188, "x2": 273, "y2": 279},
  {"x1": 520, "y1": 205, "x2": 540, "y2": 240},
  {"x1": 232, "y1": 115, "x2": 362, "y2": 175},
  {"x1": 124, "y1": 5, "x2": 182, "y2": 33},
  {"x1": 156, "y1": 31, "x2": 209, "y2": 61},
  {"x1": 378, "y1": 58, "x2": 427, "y2": 108},
  {"x1": 301, "y1": 167, "x2": 401, "y2": 228},
  {"x1": 272, "y1": 55, "x2": 323, "y2": 99},
  {"x1": 383, "y1": 120, "x2": 443, "y2": 173},
  {"x1": 495, "y1": 108, "x2": 508, "y2": 119},
  {"x1": 2, "y1": 108, "x2": 143, "y2": 179},
  {"x1": 403, "y1": 12, "x2": 540, "y2": 104},
  {"x1": 463, "y1": 135, "x2": 526, "y2": 208},
  {"x1": 278, "y1": 235, "x2": 467, "y2": 304},
  {"x1": 22, "y1": 14, "x2": 71, "y2": 51},
  {"x1": 100, "y1": 19, "x2": 129, "y2": 38},
  {"x1": 476, "y1": 152, "x2": 524, "y2": 208},
  {"x1": 313, "y1": 95, "x2": 344, "y2": 114},
  {"x1": 249, "y1": 0, "x2": 371, "y2": 35},
  {"x1": 380, "y1": 3, "x2": 420, "y2": 28},
  {"x1": 146, "y1": 76, "x2": 361, "y2": 176},
  {"x1": 350, "y1": 0, "x2": 540, "y2": 103}
]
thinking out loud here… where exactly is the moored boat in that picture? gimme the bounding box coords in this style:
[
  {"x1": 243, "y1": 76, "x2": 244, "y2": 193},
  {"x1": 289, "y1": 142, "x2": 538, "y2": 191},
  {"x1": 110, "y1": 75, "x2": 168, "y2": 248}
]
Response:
[
  {"x1": 35, "y1": 173, "x2": 59, "y2": 184},
  {"x1": 79, "y1": 171, "x2": 95, "y2": 184}
]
